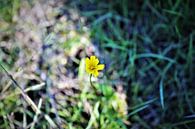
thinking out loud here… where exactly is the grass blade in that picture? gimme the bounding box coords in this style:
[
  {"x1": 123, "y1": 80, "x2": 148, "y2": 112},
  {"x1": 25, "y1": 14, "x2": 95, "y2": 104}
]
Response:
[
  {"x1": 136, "y1": 53, "x2": 175, "y2": 63},
  {"x1": 160, "y1": 79, "x2": 164, "y2": 109},
  {"x1": 128, "y1": 105, "x2": 149, "y2": 117}
]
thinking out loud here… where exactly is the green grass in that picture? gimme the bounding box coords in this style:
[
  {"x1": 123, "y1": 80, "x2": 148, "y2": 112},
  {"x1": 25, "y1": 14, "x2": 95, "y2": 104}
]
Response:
[
  {"x1": 0, "y1": 0, "x2": 195, "y2": 128},
  {"x1": 0, "y1": 0, "x2": 20, "y2": 22},
  {"x1": 66, "y1": 0, "x2": 195, "y2": 128}
]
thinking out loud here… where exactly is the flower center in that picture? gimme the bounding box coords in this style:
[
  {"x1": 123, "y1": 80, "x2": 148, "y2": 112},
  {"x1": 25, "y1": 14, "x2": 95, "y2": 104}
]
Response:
[{"x1": 89, "y1": 65, "x2": 96, "y2": 70}]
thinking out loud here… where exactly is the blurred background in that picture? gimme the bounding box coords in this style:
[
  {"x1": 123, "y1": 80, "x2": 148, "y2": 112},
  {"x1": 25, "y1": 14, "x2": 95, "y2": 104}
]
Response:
[{"x1": 0, "y1": 0, "x2": 195, "y2": 129}]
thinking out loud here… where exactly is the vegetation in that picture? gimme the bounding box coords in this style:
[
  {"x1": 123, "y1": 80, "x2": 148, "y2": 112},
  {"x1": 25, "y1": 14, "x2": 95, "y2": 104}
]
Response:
[{"x1": 0, "y1": 0, "x2": 195, "y2": 129}]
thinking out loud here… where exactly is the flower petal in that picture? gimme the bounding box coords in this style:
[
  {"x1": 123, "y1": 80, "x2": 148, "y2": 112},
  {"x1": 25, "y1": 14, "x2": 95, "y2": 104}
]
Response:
[
  {"x1": 85, "y1": 58, "x2": 91, "y2": 74},
  {"x1": 90, "y1": 56, "x2": 99, "y2": 65},
  {"x1": 90, "y1": 56, "x2": 96, "y2": 61},
  {"x1": 93, "y1": 71, "x2": 99, "y2": 77},
  {"x1": 97, "y1": 64, "x2": 104, "y2": 70},
  {"x1": 94, "y1": 58, "x2": 99, "y2": 65}
]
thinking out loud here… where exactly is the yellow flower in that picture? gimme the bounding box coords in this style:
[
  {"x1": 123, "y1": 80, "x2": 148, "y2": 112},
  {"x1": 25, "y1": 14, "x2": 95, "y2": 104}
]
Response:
[{"x1": 85, "y1": 56, "x2": 105, "y2": 77}]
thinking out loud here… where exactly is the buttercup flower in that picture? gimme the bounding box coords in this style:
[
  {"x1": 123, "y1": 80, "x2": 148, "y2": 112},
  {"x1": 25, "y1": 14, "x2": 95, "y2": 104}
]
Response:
[{"x1": 85, "y1": 56, "x2": 105, "y2": 77}]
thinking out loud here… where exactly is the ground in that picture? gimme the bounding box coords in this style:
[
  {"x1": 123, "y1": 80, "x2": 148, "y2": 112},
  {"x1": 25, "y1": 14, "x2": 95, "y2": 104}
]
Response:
[{"x1": 0, "y1": 0, "x2": 195, "y2": 129}]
